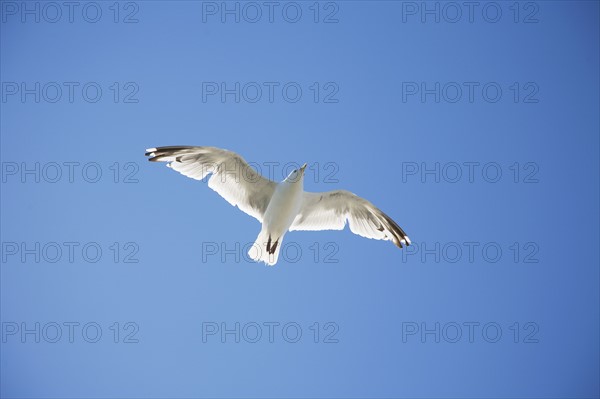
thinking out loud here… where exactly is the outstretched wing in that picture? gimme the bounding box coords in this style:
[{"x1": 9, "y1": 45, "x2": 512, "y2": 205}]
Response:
[
  {"x1": 290, "y1": 190, "x2": 411, "y2": 248},
  {"x1": 145, "y1": 146, "x2": 276, "y2": 222}
]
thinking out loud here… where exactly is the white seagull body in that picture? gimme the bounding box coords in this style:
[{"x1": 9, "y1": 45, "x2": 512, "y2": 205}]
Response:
[{"x1": 145, "y1": 146, "x2": 411, "y2": 265}]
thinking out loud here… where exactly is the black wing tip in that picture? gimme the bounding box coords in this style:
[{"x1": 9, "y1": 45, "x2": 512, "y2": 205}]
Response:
[
  {"x1": 392, "y1": 235, "x2": 411, "y2": 249},
  {"x1": 144, "y1": 146, "x2": 196, "y2": 162},
  {"x1": 379, "y1": 211, "x2": 410, "y2": 250}
]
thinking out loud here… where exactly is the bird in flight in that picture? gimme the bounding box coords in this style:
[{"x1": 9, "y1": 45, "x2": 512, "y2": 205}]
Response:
[{"x1": 145, "y1": 146, "x2": 411, "y2": 265}]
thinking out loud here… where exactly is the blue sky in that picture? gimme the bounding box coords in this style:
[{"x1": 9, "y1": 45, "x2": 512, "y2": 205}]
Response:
[{"x1": 1, "y1": 1, "x2": 599, "y2": 398}]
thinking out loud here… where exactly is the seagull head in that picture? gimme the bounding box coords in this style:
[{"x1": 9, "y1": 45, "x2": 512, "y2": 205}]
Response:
[{"x1": 284, "y1": 163, "x2": 307, "y2": 183}]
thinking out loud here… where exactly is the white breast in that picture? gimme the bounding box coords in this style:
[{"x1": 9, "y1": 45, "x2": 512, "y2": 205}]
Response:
[{"x1": 262, "y1": 181, "x2": 304, "y2": 235}]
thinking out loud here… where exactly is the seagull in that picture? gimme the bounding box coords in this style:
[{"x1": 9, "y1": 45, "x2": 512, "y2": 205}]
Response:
[{"x1": 145, "y1": 146, "x2": 411, "y2": 265}]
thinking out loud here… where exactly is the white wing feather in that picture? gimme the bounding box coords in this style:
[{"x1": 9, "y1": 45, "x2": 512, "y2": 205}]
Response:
[
  {"x1": 290, "y1": 190, "x2": 411, "y2": 248},
  {"x1": 145, "y1": 146, "x2": 276, "y2": 222}
]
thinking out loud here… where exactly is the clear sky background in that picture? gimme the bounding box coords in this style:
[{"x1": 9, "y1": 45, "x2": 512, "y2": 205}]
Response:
[{"x1": 1, "y1": 1, "x2": 599, "y2": 398}]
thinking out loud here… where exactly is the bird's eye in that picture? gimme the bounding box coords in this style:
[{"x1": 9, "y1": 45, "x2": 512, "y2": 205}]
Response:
[{"x1": 293, "y1": 169, "x2": 297, "y2": 173}]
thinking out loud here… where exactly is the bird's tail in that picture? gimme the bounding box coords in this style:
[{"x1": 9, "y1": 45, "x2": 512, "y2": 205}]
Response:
[{"x1": 248, "y1": 229, "x2": 284, "y2": 266}]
